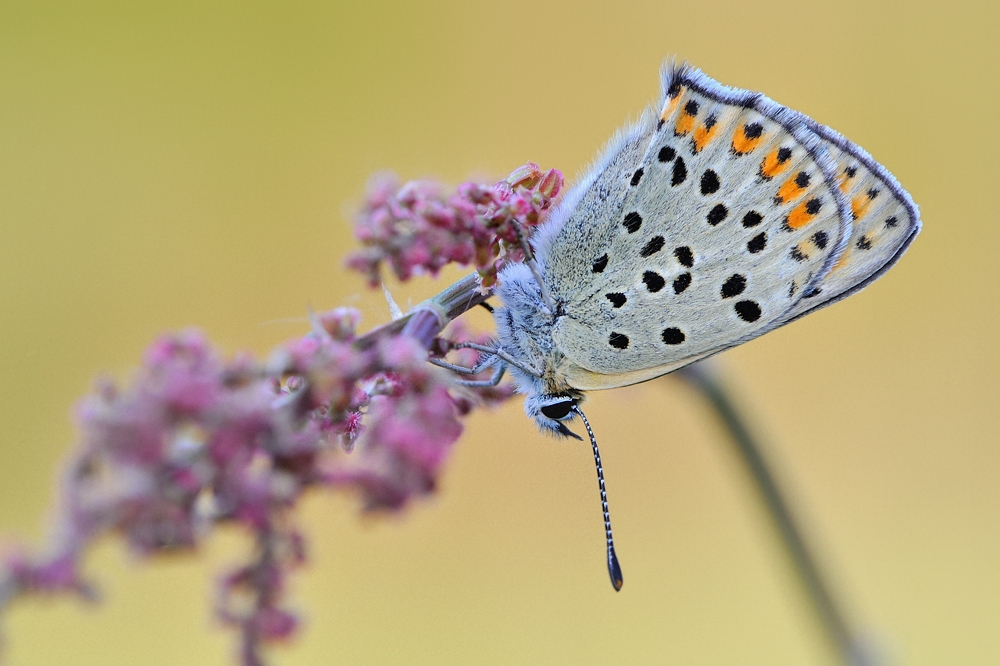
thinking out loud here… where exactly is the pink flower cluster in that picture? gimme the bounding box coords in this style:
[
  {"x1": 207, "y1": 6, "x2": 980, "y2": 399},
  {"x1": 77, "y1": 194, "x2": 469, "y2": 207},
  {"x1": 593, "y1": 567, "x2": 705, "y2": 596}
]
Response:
[
  {"x1": 348, "y1": 163, "x2": 563, "y2": 289},
  {"x1": 0, "y1": 162, "x2": 555, "y2": 665}
]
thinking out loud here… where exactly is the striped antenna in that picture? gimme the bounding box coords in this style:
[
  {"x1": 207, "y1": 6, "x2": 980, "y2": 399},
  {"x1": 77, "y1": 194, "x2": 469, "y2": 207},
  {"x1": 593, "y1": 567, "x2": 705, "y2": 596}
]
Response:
[{"x1": 573, "y1": 406, "x2": 624, "y2": 591}]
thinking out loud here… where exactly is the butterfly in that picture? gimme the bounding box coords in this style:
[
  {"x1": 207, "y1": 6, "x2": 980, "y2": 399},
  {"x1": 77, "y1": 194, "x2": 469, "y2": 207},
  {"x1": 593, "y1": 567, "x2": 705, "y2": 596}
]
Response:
[{"x1": 439, "y1": 61, "x2": 920, "y2": 590}]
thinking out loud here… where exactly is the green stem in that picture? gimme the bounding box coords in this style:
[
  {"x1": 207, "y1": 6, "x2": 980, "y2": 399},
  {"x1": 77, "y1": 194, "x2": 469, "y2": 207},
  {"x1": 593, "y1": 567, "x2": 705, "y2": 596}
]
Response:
[
  {"x1": 360, "y1": 273, "x2": 878, "y2": 664},
  {"x1": 678, "y1": 362, "x2": 877, "y2": 666}
]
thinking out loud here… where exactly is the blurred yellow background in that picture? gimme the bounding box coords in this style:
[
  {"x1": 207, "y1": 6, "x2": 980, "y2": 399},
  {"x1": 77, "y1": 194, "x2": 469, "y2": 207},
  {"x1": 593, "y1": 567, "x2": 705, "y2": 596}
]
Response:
[{"x1": 1, "y1": 1, "x2": 996, "y2": 664}]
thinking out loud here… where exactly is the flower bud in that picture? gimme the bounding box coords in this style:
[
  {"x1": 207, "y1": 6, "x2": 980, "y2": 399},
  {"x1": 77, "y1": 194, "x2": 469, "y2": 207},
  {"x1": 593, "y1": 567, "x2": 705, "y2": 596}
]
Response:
[
  {"x1": 506, "y1": 162, "x2": 541, "y2": 190},
  {"x1": 537, "y1": 168, "x2": 563, "y2": 199}
]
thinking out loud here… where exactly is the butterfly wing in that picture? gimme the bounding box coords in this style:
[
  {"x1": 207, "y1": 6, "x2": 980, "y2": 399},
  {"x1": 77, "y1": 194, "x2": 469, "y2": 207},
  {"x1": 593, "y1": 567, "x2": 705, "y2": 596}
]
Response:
[
  {"x1": 534, "y1": 63, "x2": 918, "y2": 391},
  {"x1": 778, "y1": 120, "x2": 921, "y2": 322},
  {"x1": 530, "y1": 104, "x2": 660, "y2": 300}
]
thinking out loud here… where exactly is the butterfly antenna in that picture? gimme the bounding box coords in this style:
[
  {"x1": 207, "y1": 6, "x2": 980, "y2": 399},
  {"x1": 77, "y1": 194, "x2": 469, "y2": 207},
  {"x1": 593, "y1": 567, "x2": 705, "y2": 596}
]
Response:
[{"x1": 572, "y1": 406, "x2": 624, "y2": 591}]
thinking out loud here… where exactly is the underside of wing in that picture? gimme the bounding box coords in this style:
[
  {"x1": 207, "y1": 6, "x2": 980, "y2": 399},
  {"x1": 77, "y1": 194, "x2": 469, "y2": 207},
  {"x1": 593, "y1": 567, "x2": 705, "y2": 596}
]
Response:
[
  {"x1": 779, "y1": 120, "x2": 921, "y2": 322},
  {"x1": 550, "y1": 63, "x2": 854, "y2": 379},
  {"x1": 532, "y1": 105, "x2": 658, "y2": 300}
]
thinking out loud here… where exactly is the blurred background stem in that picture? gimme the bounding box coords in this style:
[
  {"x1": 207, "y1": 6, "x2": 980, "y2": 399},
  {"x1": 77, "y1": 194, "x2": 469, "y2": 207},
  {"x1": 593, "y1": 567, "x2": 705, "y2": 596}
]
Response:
[
  {"x1": 409, "y1": 274, "x2": 879, "y2": 665},
  {"x1": 679, "y1": 361, "x2": 877, "y2": 666}
]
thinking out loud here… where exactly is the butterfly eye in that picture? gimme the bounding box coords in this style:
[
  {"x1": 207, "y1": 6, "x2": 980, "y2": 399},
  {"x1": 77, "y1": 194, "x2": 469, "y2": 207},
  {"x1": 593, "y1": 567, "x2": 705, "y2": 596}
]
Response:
[{"x1": 540, "y1": 400, "x2": 575, "y2": 420}]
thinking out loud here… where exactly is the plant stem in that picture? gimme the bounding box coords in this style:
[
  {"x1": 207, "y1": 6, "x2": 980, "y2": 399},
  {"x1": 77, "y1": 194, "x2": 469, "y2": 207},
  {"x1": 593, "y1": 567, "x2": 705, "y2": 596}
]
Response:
[
  {"x1": 354, "y1": 273, "x2": 489, "y2": 350},
  {"x1": 370, "y1": 273, "x2": 878, "y2": 665},
  {"x1": 678, "y1": 362, "x2": 877, "y2": 666}
]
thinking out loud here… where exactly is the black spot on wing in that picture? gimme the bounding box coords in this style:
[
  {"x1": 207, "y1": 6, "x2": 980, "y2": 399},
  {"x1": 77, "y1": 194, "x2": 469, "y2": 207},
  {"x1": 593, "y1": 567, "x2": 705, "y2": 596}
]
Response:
[
  {"x1": 700, "y1": 170, "x2": 720, "y2": 195},
  {"x1": 671, "y1": 158, "x2": 687, "y2": 186},
  {"x1": 673, "y1": 246, "x2": 694, "y2": 267},
  {"x1": 605, "y1": 292, "x2": 627, "y2": 308},
  {"x1": 741, "y1": 211, "x2": 763, "y2": 228},
  {"x1": 661, "y1": 328, "x2": 685, "y2": 345},
  {"x1": 743, "y1": 122, "x2": 763, "y2": 138},
  {"x1": 658, "y1": 145, "x2": 676, "y2": 162},
  {"x1": 673, "y1": 272, "x2": 691, "y2": 294},
  {"x1": 608, "y1": 332, "x2": 629, "y2": 349},
  {"x1": 811, "y1": 231, "x2": 828, "y2": 250},
  {"x1": 720, "y1": 274, "x2": 747, "y2": 299},
  {"x1": 706, "y1": 204, "x2": 728, "y2": 226},
  {"x1": 630, "y1": 168, "x2": 644, "y2": 186},
  {"x1": 734, "y1": 300, "x2": 762, "y2": 322},
  {"x1": 857, "y1": 235, "x2": 873, "y2": 250},
  {"x1": 640, "y1": 236, "x2": 665, "y2": 257},
  {"x1": 592, "y1": 254, "x2": 608, "y2": 273},
  {"x1": 747, "y1": 232, "x2": 767, "y2": 254},
  {"x1": 642, "y1": 271, "x2": 666, "y2": 293},
  {"x1": 623, "y1": 211, "x2": 643, "y2": 233}
]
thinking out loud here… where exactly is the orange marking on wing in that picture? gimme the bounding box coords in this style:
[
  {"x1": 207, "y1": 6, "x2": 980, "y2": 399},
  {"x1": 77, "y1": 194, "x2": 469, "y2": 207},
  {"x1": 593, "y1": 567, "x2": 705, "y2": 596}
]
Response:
[
  {"x1": 759, "y1": 148, "x2": 792, "y2": 180},
  {"x1": 660, "y1": 92, "x2": 681, "y2": 121},
  {"x1": 830, "y1": 248, "x2": 852, "y2": 273},
  {"x1": 775, "y1": 176, "x2": 807, "y2": 204},
  {"x1": 851, "y1": 193, "x2": 872, "y2": 220},
  {"x1": 692, "y1": 122, "x2": 719, "y2": 153},
  {"x1": 785, "y1": 199, "x2": 821, "y2": 230},
  {"x1": 674, "y1": 110, "x2": 695, "y2": 136},
  {"x1": 774, "y1": 171, "x2": 811, "y2": 204},
  {"x1": 731, "y1": 125, "x2": 762, "y2": 154},
  {"x1": 838, "y1": 166, "x2": 859, "y2": 193}
]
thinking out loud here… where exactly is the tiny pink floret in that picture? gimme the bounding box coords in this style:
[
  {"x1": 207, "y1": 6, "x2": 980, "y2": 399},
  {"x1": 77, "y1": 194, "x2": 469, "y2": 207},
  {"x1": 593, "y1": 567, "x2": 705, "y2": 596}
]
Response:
[{"x1": 0, "y1": 160, "x2": 550, "y2": 665}]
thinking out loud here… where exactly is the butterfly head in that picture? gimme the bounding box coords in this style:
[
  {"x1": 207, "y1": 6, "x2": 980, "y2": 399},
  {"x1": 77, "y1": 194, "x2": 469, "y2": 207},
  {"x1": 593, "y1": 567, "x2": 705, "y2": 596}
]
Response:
[{"x1": 525, "y1": 392, "x2": 585, "y2": 439}]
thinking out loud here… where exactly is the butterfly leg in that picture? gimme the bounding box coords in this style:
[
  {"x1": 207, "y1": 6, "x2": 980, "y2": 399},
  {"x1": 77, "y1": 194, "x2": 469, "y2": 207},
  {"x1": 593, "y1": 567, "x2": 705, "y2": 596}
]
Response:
[
  {"x1": 457, "y1": 364, "x2": 507, "y2": 388},
  {"x1": 450, "y1": 341, "x2": 541, "y2": 379},
  {"x1": 429, "y1": 352, "x2": 507, "y2": 386},
  {"x1": 428, "y1": 356, "x2": 494, "y2": 376}
]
